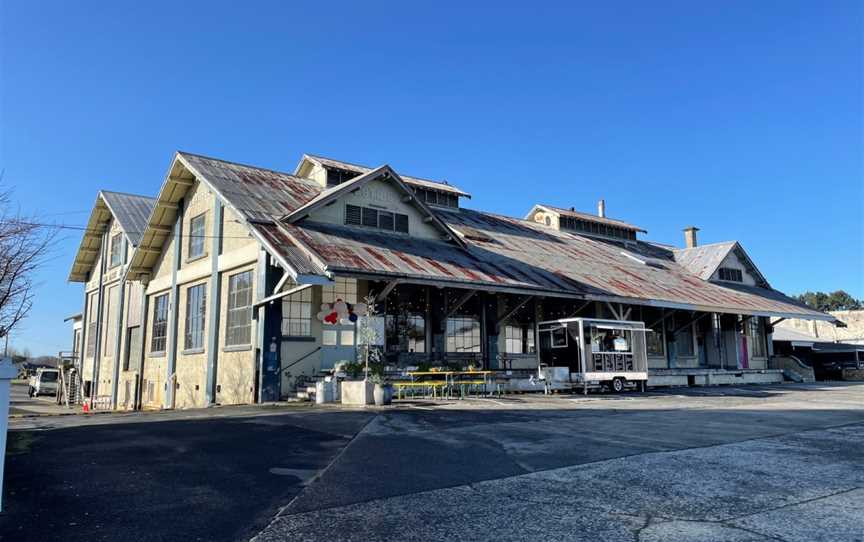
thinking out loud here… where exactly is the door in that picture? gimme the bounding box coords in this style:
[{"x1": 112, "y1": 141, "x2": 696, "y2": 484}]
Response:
[
  {"x1": 125, "y1": 326, "x2": 142, "y2": 372},
  {"x1": 697, "y1": 334, "x2": 708, "y2": 367},
  {"x1": 321, "y1": 323, "x2": 357, "y2": 370}
]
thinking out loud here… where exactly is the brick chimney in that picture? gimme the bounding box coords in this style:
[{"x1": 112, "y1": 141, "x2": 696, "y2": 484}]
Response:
[
  {"x1": 597, "y1": 199, "x2": 606, "y2": 218},
  {"x1": 683, "y1": 226, "x2": 699, "y2": 248}
]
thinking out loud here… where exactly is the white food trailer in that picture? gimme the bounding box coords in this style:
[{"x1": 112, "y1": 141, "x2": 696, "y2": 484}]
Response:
[{"x1": 536, "y1": 318, "x2": 649, "y2": 393}]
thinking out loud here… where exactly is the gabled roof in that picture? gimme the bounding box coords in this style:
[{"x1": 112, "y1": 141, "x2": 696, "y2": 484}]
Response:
[
  {"x1": 266, "y1": 205, "x2": 832, "y2": 321},
  {"x1": 100, "y1": 191, "x2": 156, "y2": 246},
  {"x1": 127, "y1": 151, "x2": 331, "y2": 284},
  {"x1": 68, "y1": 191, "x2": 156, "y2": 282},
  {"x1": 673, "y1": 241, "x2": 769, "y2": 287},
  {"x1": 282, "y1": 164, "x2": 467, "y2": 249},
  {"x1": 297, "y1": 154, "x2": 472, "y2": 198},
  {"x1": 527, "y1": 204, "x2": 647, "y2": 233}
]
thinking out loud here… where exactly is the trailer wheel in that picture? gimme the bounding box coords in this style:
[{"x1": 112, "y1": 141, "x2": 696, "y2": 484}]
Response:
[{"x1": 611, "y1": 377, "x2": 625, "y2": 393}]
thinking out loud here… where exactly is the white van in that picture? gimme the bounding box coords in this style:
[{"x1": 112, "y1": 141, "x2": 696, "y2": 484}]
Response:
[{"x1": 28, "y1": 368, "x2": 59, "y2": 397}]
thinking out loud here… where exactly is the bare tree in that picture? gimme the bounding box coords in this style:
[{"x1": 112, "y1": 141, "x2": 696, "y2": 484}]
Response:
[{"x1": 0, "y1": 185, "x2": 56, "y2": 345}]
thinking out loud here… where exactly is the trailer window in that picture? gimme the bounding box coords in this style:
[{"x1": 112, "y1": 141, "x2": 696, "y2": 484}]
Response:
[
  {"x1": 589, "y1": 326, "x2": 632, "y2": 353},
  {"x1": 541, "y1": 326, "x2": 568, "y2": 348}
]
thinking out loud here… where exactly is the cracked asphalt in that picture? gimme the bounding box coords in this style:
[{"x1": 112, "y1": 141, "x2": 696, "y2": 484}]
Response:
[
  {"x1": 254, "y1": 383, "x2": 864, "y2": 542},
  {"x1": 2, "y1": 383, "x2": 862, "y2": 541}
]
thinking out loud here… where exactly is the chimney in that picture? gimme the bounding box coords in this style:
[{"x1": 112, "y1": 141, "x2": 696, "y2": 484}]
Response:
[
  {"x1": 597, "y1": 199, "x2": 606, "y2": 218},
  {"x1": 683, "y1": 226, "x2": 699, "y2": 248}
]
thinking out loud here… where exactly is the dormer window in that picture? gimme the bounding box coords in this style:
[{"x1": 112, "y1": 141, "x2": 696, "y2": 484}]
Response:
[
  {"x1": 718, "y1": 267, "x2": 743, "y2": 282},
  {"x1": 326, "y1": 167, "x2": 359, "y2": 187},
  {"x1": 345, "y1": 204, "x2": 409, "y2": 234},
  {"x1": 417, "y1": 188, "x2": 458, "y2": 209},
  {"x1": 560, "y1": 216, "x2": 636, "y2": 241}
]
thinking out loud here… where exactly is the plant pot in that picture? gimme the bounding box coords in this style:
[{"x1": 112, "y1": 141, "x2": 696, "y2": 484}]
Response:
[
  {"x1": 373, "y1": 383, "x2": 385, "y2": 406},
  {"x1": 341, "y1": 380, "x2": 374, "y2": 406},
  {"x1": 383, "y1": 384, "x2": 393, "y2": 405}
]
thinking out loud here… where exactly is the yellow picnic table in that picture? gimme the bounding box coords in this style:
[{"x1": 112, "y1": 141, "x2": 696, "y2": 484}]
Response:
[{"x1": 393, "y1": 370, "x2": 496, "y2": 399}]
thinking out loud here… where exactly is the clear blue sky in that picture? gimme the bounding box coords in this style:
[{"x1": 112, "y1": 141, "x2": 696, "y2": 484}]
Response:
[{"x1": 1, "y1": 1, "x2": 861, "y2": 355}]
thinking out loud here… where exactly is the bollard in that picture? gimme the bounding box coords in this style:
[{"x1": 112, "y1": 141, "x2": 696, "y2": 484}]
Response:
[{"x1": 0, "y1": 357, "x2": 19, "y2": 512}]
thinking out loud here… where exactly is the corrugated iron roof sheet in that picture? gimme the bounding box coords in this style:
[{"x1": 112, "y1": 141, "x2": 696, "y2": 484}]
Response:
[
  {"x1": 272, "y1": 207, "x2": 827, "y2": 319},
  {"x1": 535, "y1": 204, "x2": 647, "y2": 232},
  {"x1": 100, "y1": 191, "x2": 157, "y2": 246},
  {"x1": 302, "y1": 154, "x2": 472, "y2": 198},
  {"x1": 137, "y1": 152, "x2": 829, "y2": 321},
  {"x1": 672, "y1": 242, "x2": 736, "y2": 281}
]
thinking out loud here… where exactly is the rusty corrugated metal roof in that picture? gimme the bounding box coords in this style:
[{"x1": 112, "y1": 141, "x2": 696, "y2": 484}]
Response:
[
  {"x1": 272, "y1": 207, "x2": 828, "y2": 320},
  {"x1": 128, "y1": 151, "x2": 829, "y2": 321},
  {"x1": 673, "y1": 242, "x2": 736, "y2": 280},
  {"x1": 68, "y1": 191, "x2": 156, "y2": 282},
  {"x1": 300, "y1": 154, "x2": 472, "y2": 198}
]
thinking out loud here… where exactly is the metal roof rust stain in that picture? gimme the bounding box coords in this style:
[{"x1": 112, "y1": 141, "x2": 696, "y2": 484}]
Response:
[
  {"x1": 363, "y1": 247, "x2": 400, "y2": 271},
  {"x1": 391, "y1": 251, "x2": 427, "y2": 274},
  {"x1": 161, "y1": 152, "x2": 829, "y2": 320}
]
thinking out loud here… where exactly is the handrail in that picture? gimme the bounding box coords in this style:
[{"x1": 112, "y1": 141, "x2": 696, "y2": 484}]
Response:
[{"x1": 278, "y1": 347, "x2": 321, "y2": 375}]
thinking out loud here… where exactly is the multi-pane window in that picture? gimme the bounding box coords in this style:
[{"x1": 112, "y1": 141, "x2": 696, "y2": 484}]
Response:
[
  {"x1": 282, "y1": 287, "x2": 312, "y2": 337},
  {"x1": 151, "y1": 294, "x2": 169, "y2": 353},
  {"x1": 386, "y1": 314, "x2": 426, "y2": 353},
  {"x1": 418, "y1": 189, "x2": 458, "y2": 209},
  {"x1": 188, "y1": 213, "x2": 206, "y2": 259},
  {"x1": 675, "y1": 324, "x2": 695, "y2": 356},
  {"x1": 322, "y1": 277, "x2": 357, "y2": 304},
  {"x1": 747, "y1": 317, "x2": 766, "y2": 358},
  {"x1": 226, "y1": 271, "x2": 253, "y2": 346},
  {"x1": 446, "y1": 317, "x2": 481, "y2": 353},
  {"x1": 104, "y1": 286, "x2": 118, "y2": 355},
  {"x1": 86, "y1": 293, "x2": 98, "y2": 357},
  {"x1": 559, "y1": 217, "x2": 636, "y2": 240},
  {"x1": 345, "y1": 204, "x2": 409, "y2": 234},
  {"x1": 646, "y1": 328, "x2": 665, "y2": 357},
  {"x1": 109, "y1": 233, "x2": 123, "y2": 267},
  {"x1": 504, "y1": 325, "x2": 535, "y2": 354},
  {"x1": 718, "y1": 267, "x2": 743, "y2": 282},
  {"x1": 184, "y1": 283, "x2": 207, "y2": 350}
]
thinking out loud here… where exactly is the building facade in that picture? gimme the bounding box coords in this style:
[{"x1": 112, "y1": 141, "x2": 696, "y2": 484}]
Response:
[{"x1": 69, "y1": 152, "x2": 836, "y2": 409}]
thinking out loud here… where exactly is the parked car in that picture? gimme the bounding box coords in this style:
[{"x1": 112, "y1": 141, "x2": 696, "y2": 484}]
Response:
[{"x1": 28, "y1": 368, "x2": 59, "y2": 397}]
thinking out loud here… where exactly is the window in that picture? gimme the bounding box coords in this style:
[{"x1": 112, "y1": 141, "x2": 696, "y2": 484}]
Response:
[
  {"x1": 282, "y1": 287, "x2": 312, "y2": 337},
  {"x1": 386, "y1": 314, "x2": 426, "y2": 353},
  {"x1": 646, "y1": 328, "x2": 665, "y2": 357},
  {"x1": 718, "y1": 267, "x2": 743, "y2": 282},
  {"x1": 345, "y1": 204, "x2": 362, "y2": 226},
  {"x1": 86, "y1": 293, "x2": 98, "y2": 357},
  {"x1": 419, "y1": 189, "x2": 458, "y2": 208},
  {"x1": 362, "y1": 207, "x2": 378, "y2": 228},
  {"x1": 188, "y1": 213, "x2": 206, "y2": 259},
  {"x1": 395, "y1": 214, "x2": 409, "y2": 234},
  {"x1": 505, "y1": 325, "x2": 535, "y2": 354},
  {"x1": 226, "y1": 271, "x2": 253, "y2": 346},
  {"x1": 184, "y1": 284, "x2": 207, "y2": 350},
  {"x1": 590, "y1": 326, "x2": 632, "y2": 353},
  {"x1": 104, "y1": 286, "x2": 118, "y2": 355},
  {"x1": 109, "y1": 234, "x2": 123, "y2": 267},
  {"x1": 151, "y1": 294, "x2": 169, "y2": 353},
  {"x1": 322, "y1": 277, "x2": 357, "y2": 304},
  {"x1": 747, "y1": 317, "x2": 766, "y2": 358},
  {"x1": 345, "y1": 204, "x2": 409, "y2": 234},
  {"x1": 446, "y1": 317, "x2": 481, "y2": 353},
  {"x1": 675, "y1": 324, "x2": 695, "y2": 356}
]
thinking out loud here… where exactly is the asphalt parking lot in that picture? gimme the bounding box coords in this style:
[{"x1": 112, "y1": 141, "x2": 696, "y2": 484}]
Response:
[{"x1": 2, "y1": 383, "x2": 863, "y2": 541}]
